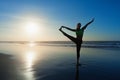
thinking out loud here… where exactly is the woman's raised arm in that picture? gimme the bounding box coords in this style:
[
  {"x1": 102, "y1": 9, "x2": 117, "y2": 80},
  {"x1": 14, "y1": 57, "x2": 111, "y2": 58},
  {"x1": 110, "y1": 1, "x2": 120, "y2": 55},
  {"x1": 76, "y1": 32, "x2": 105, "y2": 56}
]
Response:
[{"x1": 82, "y1": 18, "x2": 94, "y2": 30}]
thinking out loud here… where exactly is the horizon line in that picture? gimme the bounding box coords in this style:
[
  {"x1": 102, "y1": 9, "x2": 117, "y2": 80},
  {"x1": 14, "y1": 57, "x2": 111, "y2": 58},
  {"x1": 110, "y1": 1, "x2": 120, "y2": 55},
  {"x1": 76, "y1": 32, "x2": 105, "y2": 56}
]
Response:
[{"x1": 0, "y1": 40, "x2": 120, "y2": 42}]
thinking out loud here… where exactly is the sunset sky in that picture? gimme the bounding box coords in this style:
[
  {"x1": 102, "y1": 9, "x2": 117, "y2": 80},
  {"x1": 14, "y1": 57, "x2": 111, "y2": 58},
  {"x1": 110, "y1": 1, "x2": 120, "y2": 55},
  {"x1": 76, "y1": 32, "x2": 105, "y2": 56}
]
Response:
[{"x1": 0, "y1": 0, "x2": 120, "y2": 41}]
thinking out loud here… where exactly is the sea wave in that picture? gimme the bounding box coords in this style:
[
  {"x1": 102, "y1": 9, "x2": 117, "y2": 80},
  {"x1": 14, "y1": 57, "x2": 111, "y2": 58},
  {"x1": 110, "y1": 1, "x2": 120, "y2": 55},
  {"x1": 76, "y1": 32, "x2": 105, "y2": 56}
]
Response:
[
  {"x1": 0, "y1": 41, "x2": 120, "y2": 48},
  {"x1": 36, "y1": 41, "x2": 120, "y2": 48}
]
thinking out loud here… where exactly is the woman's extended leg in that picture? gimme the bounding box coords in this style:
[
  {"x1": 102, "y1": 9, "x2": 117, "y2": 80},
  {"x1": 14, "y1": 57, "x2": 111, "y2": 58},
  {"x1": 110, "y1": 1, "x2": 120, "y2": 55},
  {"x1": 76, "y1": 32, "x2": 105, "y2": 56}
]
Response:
[{"x1": 59, "y1": 27, "x2": 76, "y2": 43}]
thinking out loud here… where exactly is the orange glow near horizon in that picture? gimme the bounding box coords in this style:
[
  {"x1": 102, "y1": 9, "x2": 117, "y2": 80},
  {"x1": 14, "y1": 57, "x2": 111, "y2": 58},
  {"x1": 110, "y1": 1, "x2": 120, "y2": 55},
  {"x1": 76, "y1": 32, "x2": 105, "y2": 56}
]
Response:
[{"x1": 28, "y1": 41, "x2": 36, "y2": 47}]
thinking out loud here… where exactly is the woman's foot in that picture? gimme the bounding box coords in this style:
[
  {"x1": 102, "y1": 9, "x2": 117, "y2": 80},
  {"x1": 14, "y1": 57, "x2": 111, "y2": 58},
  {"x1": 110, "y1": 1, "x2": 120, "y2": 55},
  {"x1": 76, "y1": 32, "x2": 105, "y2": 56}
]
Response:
[
  {"x1": 76, "y1": 63, "x2": 82, "y2": 66},
  {"x1": 59, "y1": 26, "x2": 62, "y2": 31}
]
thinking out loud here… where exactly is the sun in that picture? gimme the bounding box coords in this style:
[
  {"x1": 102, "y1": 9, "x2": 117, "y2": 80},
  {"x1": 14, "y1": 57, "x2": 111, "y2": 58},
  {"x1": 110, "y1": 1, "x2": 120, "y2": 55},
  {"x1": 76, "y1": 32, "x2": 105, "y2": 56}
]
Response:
[
  {"x1": 23, "y1": 19, "x2": 44, "y2": 41},
  {"x1": 25, "y1": 21, "x2": 38, "y2": 35}
]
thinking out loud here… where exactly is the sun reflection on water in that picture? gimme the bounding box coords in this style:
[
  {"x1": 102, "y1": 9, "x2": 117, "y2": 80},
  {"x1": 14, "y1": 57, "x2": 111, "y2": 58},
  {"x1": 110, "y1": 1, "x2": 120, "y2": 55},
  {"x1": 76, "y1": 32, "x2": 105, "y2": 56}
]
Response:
[
  {"x1": 28, "y1": 42, "x2": 36, "y2": 47},
  {"x1": 25, "y1": 41, "x2": 37, "y2": 80},
  {"x1": 26, "y1": 51, "x2": 35, "y2": 69},
  {"x1": 25, "y1": 49, "x2": 36, "y2": 80}
]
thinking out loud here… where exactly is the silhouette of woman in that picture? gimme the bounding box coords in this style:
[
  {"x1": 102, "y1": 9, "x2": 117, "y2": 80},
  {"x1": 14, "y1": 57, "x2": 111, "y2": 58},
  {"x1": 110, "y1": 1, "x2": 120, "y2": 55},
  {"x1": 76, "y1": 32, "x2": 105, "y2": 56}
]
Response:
[{"x1": 59, "y1": 18, "x2": 94, "y2": 65}]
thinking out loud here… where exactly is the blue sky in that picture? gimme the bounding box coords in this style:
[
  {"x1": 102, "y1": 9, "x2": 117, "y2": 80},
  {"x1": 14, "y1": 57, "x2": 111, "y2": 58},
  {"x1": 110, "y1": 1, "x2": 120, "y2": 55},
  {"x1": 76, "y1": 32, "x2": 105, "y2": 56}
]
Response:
[{"x1": 0, "y1": 0, "x2": 120, "y2": 41}]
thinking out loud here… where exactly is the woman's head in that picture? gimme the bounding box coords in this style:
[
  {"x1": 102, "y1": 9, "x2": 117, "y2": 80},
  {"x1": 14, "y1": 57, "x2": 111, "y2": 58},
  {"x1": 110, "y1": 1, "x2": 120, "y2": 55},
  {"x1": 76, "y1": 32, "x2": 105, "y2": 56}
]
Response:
[{"x1": 76, "y1": 23, "x2": 81, "y2": 30}]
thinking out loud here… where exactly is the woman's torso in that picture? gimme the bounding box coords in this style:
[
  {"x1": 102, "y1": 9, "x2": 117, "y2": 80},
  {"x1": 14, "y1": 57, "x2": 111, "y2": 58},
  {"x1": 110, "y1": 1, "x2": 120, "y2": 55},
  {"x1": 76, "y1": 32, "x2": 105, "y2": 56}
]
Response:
[{"x1": 76, "y1": 29, "x2": 84, "y2": 41}]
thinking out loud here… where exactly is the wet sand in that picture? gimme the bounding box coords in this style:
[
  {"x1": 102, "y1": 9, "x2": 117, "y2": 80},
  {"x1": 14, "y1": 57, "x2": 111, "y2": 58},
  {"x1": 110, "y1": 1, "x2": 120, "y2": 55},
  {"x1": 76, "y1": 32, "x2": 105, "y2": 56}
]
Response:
[{"x1": 0, "y1": 43, "x2": 120, "y2": 80}]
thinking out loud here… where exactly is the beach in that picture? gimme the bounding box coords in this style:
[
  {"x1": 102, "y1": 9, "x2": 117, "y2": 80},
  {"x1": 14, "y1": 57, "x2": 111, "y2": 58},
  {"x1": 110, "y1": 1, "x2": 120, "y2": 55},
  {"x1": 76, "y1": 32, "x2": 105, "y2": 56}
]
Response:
[{"x1": 0, "y1": 41, "x2": 120, "y2": 80}]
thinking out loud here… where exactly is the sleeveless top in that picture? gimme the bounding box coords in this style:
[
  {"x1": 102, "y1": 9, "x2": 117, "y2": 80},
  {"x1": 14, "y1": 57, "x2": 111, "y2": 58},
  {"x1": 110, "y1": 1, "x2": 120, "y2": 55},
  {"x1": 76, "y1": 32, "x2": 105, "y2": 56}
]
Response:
[{"x1": 76, "y1": 29, "x2": 84, "y2": 36}]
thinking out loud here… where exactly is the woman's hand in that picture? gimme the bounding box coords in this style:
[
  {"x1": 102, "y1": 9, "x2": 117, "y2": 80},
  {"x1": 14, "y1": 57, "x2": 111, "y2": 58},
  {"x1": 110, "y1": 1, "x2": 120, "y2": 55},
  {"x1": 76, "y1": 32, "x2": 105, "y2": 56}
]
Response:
[
  {"x1": 61, "y1": 26, "x2": 66, "y2": 28},
  {"x1": 91, "y1": 18, "x2": 95, "y2": 23}
]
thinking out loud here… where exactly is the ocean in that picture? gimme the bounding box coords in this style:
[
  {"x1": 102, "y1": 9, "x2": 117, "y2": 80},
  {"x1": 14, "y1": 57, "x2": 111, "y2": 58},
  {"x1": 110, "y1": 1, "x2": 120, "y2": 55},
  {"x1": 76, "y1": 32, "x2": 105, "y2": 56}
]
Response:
[{"x1": 0, "y1": 41, "x2": 120, "y2": 80}]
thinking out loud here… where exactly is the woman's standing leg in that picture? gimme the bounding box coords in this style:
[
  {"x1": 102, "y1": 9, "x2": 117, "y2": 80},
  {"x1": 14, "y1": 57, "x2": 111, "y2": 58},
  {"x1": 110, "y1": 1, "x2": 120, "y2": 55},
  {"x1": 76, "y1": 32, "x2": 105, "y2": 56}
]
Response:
[{"x1": 76, "y1": 43, "x2": 81, "y2": 65}]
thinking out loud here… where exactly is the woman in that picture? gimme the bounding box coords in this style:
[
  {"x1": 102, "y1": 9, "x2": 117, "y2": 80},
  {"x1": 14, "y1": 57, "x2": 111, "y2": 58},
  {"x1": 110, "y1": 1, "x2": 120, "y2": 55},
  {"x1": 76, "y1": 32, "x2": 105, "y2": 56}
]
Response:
[{"x1": 59, "y1": 18, "x2": 94, "y2": 65}]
